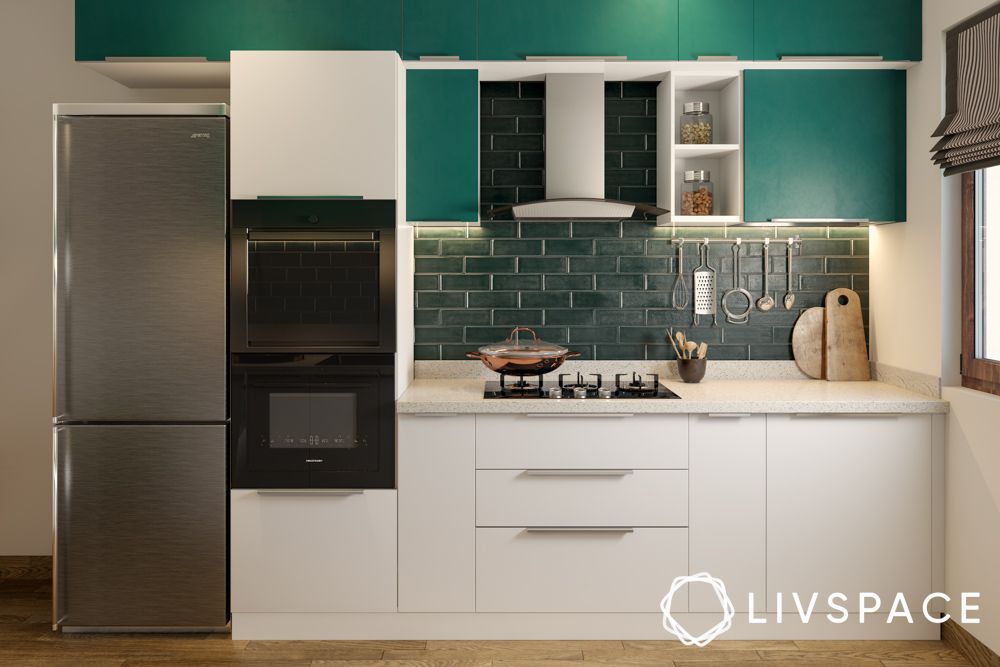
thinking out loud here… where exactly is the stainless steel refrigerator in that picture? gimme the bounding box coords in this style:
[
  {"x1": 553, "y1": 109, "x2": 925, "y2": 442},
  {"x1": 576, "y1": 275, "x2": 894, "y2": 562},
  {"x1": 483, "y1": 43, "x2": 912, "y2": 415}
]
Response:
[{"x1": 53, "y1": 104, "x2": 229, "y2": 631}]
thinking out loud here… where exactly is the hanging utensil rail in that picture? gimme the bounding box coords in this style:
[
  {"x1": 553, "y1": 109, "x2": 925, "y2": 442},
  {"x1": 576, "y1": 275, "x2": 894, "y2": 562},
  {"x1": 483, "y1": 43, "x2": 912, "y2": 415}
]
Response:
[{"x1": 670, "y1": 237, "x2": 801, "y2": 247}]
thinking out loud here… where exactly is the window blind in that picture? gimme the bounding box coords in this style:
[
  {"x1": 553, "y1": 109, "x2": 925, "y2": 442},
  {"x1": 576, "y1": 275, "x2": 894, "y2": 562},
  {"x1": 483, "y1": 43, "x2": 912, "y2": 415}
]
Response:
[{"x1": 932, "y1": 5, "x2": 1000, "y2": 175}]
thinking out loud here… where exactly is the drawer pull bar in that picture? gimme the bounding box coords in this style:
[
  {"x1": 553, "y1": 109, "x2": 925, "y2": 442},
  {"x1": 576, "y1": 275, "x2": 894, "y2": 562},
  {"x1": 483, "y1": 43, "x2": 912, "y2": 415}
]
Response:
[
  {"x1": 523, "y1": 413, "x2": 634, "y2": 418},
  {"x1": 524, "y1": 527, "x2": 634, "y2": 534},
  {"x1": 256, "y1": 489, "x2": 364, "y2": 496},
  {"x1": 706, "y1": 413, "x2": 753, "y2": 418},
  {"x1": 791, "y1": 413, "x2": 901, "y2": 419},
  {"x1": 408, "y1": 413, "x2": 464, "y2": 417},
  {"x1": 523, "y1": 469, "x2": 634, "y2": 477}
]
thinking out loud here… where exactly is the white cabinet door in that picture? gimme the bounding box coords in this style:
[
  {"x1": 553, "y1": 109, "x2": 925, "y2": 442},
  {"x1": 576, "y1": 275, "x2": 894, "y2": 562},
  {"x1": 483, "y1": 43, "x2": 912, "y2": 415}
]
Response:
[
  {"x1": 231, "y1": 489, "x2": 396, "y2": 613},
  {"x1": 476, "y1": 527, "x2": 687, "y2": 613},
  {"x1": 476, "y1": 414, "x2": 688, "y2": 469},
  {"x1": 231, "y1": 51, "x2": 399, "y2": 200},
  {"x1": 398, "y1": 414, "x2": 476, "y2": 612},
  {"x1": 476, "y1": 469, "x2": 688, "y2": 527},
  {"x1": 766, "y1": 415, "x2": 933, "y2": 612},
  {"x1": 689, "y1": 414, "x2": 765, "y2": 612}
]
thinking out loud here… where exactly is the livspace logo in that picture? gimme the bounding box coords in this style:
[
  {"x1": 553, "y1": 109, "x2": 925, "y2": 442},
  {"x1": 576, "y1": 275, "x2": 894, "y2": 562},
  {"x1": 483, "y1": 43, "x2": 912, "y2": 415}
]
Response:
[{"x1": 660, "y1": 573, "x2": 981, "y2": 647}]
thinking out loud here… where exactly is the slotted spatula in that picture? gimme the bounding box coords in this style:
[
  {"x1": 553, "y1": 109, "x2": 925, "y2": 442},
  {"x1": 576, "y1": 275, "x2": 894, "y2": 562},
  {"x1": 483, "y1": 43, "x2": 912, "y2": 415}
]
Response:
[{"x1": 692, "y1": 241, "x2": 718, "y2": 327}]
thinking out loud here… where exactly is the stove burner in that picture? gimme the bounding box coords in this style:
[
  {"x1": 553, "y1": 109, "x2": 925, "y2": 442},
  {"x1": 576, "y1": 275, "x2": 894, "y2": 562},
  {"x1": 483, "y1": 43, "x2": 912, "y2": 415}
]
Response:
[
  {"x1": 558, "y1": 372, "x2": 602, "y2": 391},
  {"x1": 615, "y1": 372, "x2": 660, "y2": 394},
  {"x1": 498, "y1": 374, "x2": 543, "y2": 393}
]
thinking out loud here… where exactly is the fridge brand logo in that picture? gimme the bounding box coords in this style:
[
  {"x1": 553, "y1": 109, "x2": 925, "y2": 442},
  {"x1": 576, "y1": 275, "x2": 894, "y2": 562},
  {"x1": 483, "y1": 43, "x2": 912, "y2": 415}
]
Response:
[
  {"x1": 660, "y1": 572, "x2": 735, "y2": 647},
  {"x1": 305, "y1": 459, "x2": 324, "y2": 463},
  {"x1": 190, "y1": 132, "x2": 211, "y2": 139}
]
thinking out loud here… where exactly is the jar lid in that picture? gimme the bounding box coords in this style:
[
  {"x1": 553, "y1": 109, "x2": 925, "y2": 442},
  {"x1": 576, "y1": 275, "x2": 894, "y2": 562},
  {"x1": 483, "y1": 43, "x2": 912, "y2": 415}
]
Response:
[
  {"x1": 683, "y1": 101, "x2": 710, "y2": 114},
  {"x1": 684, "y1": 169, "x2": 711, "y2": 182}
]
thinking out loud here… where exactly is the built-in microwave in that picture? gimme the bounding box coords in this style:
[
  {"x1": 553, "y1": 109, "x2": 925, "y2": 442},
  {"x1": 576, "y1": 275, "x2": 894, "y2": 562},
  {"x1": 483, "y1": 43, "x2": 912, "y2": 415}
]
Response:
[
  {"x1": 230, "y1": 199, "x2": 396, "y2": 354},
  {"x1": 230, "y1": 353, "x2": 395, "y2": 489}
]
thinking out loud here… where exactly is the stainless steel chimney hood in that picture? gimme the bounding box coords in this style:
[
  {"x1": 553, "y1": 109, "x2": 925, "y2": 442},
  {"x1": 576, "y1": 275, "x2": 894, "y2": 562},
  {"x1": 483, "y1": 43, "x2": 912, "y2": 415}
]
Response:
[{"x1": 487, "y1": 73, "x2": 668, "y2": 221}]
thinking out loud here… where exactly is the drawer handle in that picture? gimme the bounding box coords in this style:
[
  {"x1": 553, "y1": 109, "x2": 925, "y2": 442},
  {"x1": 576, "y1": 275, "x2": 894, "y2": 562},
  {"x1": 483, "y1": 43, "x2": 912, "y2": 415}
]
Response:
[
  {"x1": 523, "y1": 527, "x2": 634, "y2": 534},
  {"x1": 706, "y1": 413, "x2": 753, "y2": 418},
  {"x1": 256, "y1": 489, "x2": 364, "y2": 496},
  {"x1": 523, "y1": 469, "x2": 634, "y2": 477},
  {"x1": 525, "y1": 55, "x2": 628, "y2": 61},
  {"x1": 790, "y1": 413, "x2": 901, "y2": 419},
  {"x1": 407, "y1": 413, "x2": 464, "y2": 418},
  {"x1": 523, "y1": 413, "x2": 634, "y2": 418}
]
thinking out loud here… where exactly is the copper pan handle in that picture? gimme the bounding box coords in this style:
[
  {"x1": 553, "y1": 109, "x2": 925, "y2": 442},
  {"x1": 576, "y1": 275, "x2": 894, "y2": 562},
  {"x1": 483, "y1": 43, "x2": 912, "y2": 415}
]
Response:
[
  {"x1": 566, "y1": 351, "x2": 582, "y2": 359},
  {"x1": 465, "y1": 352, "x2": 483, "y2": 360},
  {"x1": 506, "y1": 326, "x2": 539, "y2": 342}
]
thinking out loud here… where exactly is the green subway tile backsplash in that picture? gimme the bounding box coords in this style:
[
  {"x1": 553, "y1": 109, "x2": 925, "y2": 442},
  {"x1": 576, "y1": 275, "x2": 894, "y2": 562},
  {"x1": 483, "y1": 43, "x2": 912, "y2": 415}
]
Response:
[
  {"x1": 411, "y1": 81, "x2": 869, "y2": 361},
  {"x1": 414, "y1": 221, "x2": 870, "y2": 361}
]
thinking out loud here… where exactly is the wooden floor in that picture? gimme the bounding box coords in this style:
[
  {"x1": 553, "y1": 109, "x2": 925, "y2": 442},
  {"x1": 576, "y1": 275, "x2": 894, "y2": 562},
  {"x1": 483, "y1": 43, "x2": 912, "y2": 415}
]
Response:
[{"x1": 0, "y1": 557, "x2": 973, "y2": 666}]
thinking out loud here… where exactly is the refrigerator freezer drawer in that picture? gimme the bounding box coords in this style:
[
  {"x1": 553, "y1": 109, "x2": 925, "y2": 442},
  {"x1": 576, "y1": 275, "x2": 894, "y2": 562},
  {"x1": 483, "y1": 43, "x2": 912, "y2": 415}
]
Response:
[{"x1": 55, "y1": 425, "x2": 227, "y2": 629}]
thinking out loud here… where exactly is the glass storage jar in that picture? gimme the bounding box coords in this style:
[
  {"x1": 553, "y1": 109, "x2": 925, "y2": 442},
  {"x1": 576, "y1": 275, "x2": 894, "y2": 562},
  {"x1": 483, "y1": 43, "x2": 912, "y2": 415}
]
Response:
[
  {"x1": 681, "y1": 170, "x2": 714, "y2": 216},
  {"x1": 679, "y1": 102, "x2": 713, "y2": 144}
]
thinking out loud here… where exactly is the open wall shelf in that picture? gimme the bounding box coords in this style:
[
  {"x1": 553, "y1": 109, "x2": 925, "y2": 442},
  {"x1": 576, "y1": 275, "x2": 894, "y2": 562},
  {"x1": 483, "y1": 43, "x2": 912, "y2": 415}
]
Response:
[{"x1": 657, "y1": 71, "x2": 743, "y2": 226}]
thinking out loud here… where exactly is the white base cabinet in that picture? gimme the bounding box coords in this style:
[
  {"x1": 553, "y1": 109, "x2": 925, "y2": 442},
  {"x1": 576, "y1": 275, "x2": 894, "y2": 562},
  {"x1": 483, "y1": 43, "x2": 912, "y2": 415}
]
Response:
[
  {"x1": 766, "y1": 414, "x2": 934, "y2": 612},
  {"x1": 476, "y1": 527, "x2": 688, "y2": 613},
  {"x1": 689, "y1": 414, "x2": 766, "y2": 612},
  {"x1": 230, "y1": 489, "x2": 396, "y2": 613}
]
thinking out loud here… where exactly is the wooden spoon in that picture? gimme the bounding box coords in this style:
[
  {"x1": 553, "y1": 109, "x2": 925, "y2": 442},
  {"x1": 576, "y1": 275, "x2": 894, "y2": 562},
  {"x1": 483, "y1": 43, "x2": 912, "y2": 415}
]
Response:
[
  {"x1": 683, "y1": 341, "x2": 698, "y2": 359},
  {"x1": 697, "y1": 342, "x2": 708, "y2": 359}
]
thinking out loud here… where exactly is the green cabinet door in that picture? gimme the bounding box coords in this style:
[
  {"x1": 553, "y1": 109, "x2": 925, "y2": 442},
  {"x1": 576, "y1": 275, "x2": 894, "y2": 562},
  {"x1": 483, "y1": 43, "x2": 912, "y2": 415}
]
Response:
[
  {"x1": 478, "y1": 0, "x2": 678, "y2": 61},
  {"x1": 407, "y1": 70, "x2": 480, "y2": 222},
  {"x1": 679, "y1": 0, "x2": 754, "y2": 61},
  {"x1": 75, "y1": 0, "x2": 402, "y2": 61},
  {"x1": 754, "y1": 0, "x2": 921, "y2": 61},
  {"x1": 744, "y1": 70, "x2": 906, "y2": 222},
  {"x1": 403, "y1": 0, "x2": 478, "y2": 60}
]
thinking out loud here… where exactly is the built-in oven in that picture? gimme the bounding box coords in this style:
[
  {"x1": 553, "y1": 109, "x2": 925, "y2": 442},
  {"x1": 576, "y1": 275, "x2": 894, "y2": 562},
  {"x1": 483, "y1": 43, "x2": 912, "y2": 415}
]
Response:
[
  {"x1": 231, "y1": 199, "x2": 396, "y2": 354},
  {"x1": 231, "y1": 353, "x2": 395, "y2": 488}
]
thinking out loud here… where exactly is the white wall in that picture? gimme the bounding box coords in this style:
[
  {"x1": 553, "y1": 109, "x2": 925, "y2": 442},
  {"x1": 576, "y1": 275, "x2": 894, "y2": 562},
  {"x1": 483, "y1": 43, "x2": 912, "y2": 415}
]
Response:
[
  {"x1": 870, "y1": 0, "x2": 1000, "y2": 654},
  {"x1": 0, "y1": 0, "x2": 227, "y2": 554}
]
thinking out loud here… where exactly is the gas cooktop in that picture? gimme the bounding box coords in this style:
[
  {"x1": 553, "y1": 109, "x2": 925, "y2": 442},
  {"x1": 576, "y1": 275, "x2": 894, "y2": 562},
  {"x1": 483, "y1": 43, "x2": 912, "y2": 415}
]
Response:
[{"x1": 483, "y1": 372, "x2": 681, "y2": 400}]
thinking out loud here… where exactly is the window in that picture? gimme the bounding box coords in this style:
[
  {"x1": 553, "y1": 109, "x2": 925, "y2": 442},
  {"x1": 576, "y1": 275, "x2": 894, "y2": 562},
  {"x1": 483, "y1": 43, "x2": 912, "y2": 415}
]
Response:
[{"x1": 962, "y1": 168, "x2": 1000, "y2": 395}]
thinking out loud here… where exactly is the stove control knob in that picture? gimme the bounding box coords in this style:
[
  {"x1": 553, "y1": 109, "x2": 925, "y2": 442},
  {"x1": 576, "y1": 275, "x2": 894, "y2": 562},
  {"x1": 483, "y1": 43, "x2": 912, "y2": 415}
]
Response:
[
  {"x1": 597, "y1": 387, "x2": 613, "y2": 399},
  {"x1": 573, "y1": 386, "x2": 588, "y2": 399},
  {"x1": 546, "y1": 386, "x2": 563, "y2": 399}
]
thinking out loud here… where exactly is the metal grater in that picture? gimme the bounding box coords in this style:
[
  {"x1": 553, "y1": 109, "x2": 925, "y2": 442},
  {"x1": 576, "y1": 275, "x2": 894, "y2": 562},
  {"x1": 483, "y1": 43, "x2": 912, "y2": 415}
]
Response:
[{"x1": 692, "y1": 241, "x2": 718, "y2": 326}]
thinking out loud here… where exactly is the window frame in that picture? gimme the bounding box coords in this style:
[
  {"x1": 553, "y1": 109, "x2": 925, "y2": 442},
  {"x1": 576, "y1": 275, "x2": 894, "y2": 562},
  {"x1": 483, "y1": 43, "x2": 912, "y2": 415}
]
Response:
[{"x1": 961, "y1": 170, "x2": 1000, "y2": 396}]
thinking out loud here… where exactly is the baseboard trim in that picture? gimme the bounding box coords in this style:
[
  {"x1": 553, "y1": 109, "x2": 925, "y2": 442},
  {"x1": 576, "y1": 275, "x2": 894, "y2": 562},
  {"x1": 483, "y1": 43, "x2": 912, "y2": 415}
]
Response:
[{"x1": 943, "y1": 619, "x2": 1000, "y2": 667}]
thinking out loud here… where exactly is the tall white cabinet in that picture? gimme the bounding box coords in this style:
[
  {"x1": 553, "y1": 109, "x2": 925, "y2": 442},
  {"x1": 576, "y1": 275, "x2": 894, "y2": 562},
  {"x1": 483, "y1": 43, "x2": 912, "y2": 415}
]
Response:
[{"x1": 230, "y1": 51, "x2": 401, "y2": 200}]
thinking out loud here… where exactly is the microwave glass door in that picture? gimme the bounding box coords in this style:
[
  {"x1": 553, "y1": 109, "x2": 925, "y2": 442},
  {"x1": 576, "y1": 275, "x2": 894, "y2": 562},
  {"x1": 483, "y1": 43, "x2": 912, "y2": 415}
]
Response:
[{"x1": 246, "y1": 238, "x2": 381, "y2": 348}]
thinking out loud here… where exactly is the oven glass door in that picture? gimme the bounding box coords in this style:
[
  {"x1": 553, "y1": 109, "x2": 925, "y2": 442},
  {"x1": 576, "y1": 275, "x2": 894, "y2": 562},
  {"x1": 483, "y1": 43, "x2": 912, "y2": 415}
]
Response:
[
  {"x1": 246, "y1": 235, "x2": 382, "y2": 348},
  {"x1": 244, "y1": 374, "x2": 382, "y2": 478}
]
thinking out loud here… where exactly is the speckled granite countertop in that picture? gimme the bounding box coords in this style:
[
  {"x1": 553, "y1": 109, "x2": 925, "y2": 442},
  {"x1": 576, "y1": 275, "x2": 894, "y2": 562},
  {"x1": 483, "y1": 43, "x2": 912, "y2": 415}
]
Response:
[{"x1": 396, "y1": 378, "x2": 948, "y2": 414}]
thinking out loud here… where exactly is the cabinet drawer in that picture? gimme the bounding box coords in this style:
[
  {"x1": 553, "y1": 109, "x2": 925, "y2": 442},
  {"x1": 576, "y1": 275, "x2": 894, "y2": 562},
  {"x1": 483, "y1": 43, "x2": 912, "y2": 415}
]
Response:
[
  {"x1": 476, "y1": 469, "x2": 687, "y2": 527},
  {"x1": 476, "y1": 414, "x2": 687, "y2": 469},
  {"x1": 476, "y1": 527, "x2": 687, "y2": 612},
  {"x1": 231, "y1": 489, "x2": 396, "y2": 613}
]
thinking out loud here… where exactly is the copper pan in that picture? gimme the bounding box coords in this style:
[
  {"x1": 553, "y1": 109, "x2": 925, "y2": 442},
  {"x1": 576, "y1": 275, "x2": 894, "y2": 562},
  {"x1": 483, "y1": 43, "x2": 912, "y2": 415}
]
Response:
[{"x1": 466, "y1": 327, "x2": 581, "y2": 376}]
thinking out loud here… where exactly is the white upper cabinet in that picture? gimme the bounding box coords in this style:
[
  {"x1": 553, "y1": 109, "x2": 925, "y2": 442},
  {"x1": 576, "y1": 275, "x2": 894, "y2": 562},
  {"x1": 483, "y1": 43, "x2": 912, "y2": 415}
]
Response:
[{"x1": 230, "y1": 51, "x2": 400, "y2": 200}]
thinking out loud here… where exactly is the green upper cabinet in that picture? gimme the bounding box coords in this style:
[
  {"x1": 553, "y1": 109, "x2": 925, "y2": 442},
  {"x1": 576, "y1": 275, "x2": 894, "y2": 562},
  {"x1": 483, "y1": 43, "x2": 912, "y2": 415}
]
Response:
[
  {"x1": 478, "y1": 0, "x2": 679, "y2": 61},
  {"x1": 754, "y1": 0, "x2": 921, "y2": 61},
  {"x1": 678, "y1": 0, "x2": 754, "y2": 60},
  {"x1": 744, "y1": 70, "x2": 906, "y2": 223},
  {"x1": 403, "y1": 0, "x2": 478, "y2": 60},
  {"x1": 75, "y1": 0, "x2": 402, "y2": 61},
  {"x1": 407, "y1": 70, "x2": 480, "y2": 223}
]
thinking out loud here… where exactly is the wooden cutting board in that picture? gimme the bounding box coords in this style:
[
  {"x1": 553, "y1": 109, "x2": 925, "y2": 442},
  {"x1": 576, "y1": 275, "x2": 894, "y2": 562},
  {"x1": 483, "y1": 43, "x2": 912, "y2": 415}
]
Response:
[
  {"x1": 824, "y1": 288, "x2": 871, "y2": 381},
  {"x1": 791, "y1": 307, "x2": 825, "y2": 379}
]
